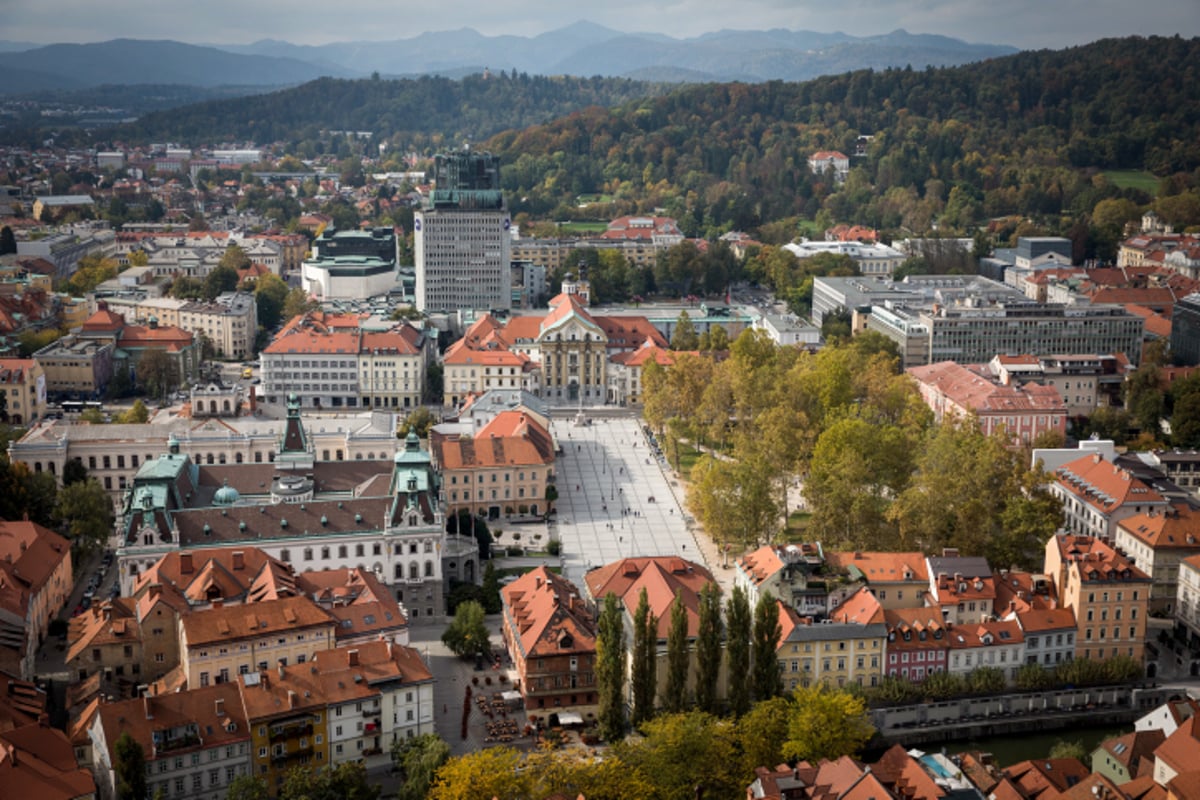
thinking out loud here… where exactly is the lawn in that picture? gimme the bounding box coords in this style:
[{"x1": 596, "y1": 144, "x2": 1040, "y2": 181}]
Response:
[
  {"x1": 780, "y1": 511, "x2": 813, "y2": 543},
  {"x1": 668, "y1": 439, "x2": 705, "y2": 477},
  {"x1": 1103, "y1": 170, "x2": 1160, "y2": 195},
  {"x1": 557, "y1": 220, "x2": 609, "y2": 234}
]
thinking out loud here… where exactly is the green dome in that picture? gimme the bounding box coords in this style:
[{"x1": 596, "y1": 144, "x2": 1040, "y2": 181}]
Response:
[{"x1": 213, "y1": 479, "x2": 240, "y2": 506}]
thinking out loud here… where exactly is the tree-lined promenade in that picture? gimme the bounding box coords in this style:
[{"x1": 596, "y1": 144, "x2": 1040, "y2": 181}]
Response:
[{"x1": 641, "y1": 330, "x2": 1062, "y2": 569}]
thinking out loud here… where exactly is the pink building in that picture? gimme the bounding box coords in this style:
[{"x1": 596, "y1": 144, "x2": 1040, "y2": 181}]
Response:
[{"x1": 907, "y1": 360, "x2": 1067, "y2": 444}]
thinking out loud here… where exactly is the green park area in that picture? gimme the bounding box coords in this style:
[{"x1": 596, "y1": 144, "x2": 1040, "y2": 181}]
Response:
[{"x1": 1103, "y1": 170, "x2": 1159, "y2": 195}]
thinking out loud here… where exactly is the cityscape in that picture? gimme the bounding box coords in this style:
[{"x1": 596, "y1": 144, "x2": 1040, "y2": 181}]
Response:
[{"x1": 0, "y1": 9, "x2": 1200, "y2": 800}]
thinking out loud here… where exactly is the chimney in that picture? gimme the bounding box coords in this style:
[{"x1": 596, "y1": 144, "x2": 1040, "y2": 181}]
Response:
[
  {"x1": 232, "y1": 551, "x2": 244, "y2": 571},
  {"x1": 143, "y1": 695, "x2": 153, "y2": 720},
  {"x1": 287, "y1": 690, "x2": 297, "y2": 709},
  {"x1": 277, "y1": 660, "x2": 286, "y2": 680},
  {"x1": 348, "y1": 649, "x2": 359, "y2": 667},
  {"x1": 212, "y1": 599, "x2": 223, "y2": 610},
  {"x1": 179, "y1": 552, "x2": 193, "y2": 575},
  {"x1": 215, "y1": 698, "x2": 225, "y2": 716}
]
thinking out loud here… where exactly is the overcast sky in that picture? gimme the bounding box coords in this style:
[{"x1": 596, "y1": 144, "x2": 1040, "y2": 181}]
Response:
[{"x1": 3, "y1": 0, "x2": 1198, "y2": 50}]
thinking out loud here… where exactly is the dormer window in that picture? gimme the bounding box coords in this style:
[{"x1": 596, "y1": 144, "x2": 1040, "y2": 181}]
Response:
[{"x1": 409, "y1": 515, "x2": 417, "y2": 527}]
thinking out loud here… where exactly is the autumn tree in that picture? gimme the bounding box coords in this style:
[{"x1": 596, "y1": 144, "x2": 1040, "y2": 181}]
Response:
[
  {"x1": 0, "y1": 226, "x2": 16, "y2": 256},
  {"x1": 688, "y1": 453, "x2": 779, "y2": 553},
  {"x1": 782, "y1": 684, "x2": 875, "y2": 763},
  {"x1": 804, "y1": 416, "x2": 913, "y2": 548},
  {"x1": 670, "y1": 310, "x2": 699, "y2": 351},
  {"x1": 612, "y1": 712, "x2": 745, "y2": 800},
  {"x1": 663, "y1": 594, "x2": 690, "y2": 713},
  {"x1": 694, "y1": 582, "x2": 723, "y2": 714},
  {"x1": 631, "y1": 587, "x2": 658, "y2": 725},
  {"x1": 398, "y1": 407, "x2": 437, "y2": 438},
  {"x1": 596, "y1": 592, "x2": 627, "y2": 742},
  {"x1": 736, "y1": 696, "x2": 794, "y2": 775},
  {"x1": 64, "y1": 254, "x2": 119, "y2": 296},
  {"x1": 725, "y1": 585, "x2": 752, "y2": 717},
  {"x1": 136, "y1": 349, "x2": 181, "y2": 400}
]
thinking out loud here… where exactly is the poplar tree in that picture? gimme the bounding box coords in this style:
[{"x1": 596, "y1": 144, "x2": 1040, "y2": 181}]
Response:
[
  {"x1": 664, "y1": 594, "x2": 690, "y2": 712},
  {"x1": 631, "y1": 587, "x2": 658, "y2": 725},
  {"x1": 726, "y1": 584, "x2": 752, "y2": 717},
  {"x1": 596, "y1": 592, "x2": 627, "y2": 742},
  {"x1": 752, "y1": 591, "x2": 784, "y2": 701},
  {"x1": 694, "y1": 582, "x2": 723, "y2": 713}
]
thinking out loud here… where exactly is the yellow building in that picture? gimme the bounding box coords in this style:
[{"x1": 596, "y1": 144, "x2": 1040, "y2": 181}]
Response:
[
  {"x1": 240, "y1": 664, "x2": 331, "y2": 793},
  {"x1": 178, "y1": 596, "x2": 336, "y2": 689},
  {"x1": 777, "y1": 588, "x2": 888, "y2": 691},
  {"x1": 1044, "y1": 533, "x2": 1151, "y2": 663},
  {"x1": 0, "y1": 358, "x2": 47, "y2": 424}
]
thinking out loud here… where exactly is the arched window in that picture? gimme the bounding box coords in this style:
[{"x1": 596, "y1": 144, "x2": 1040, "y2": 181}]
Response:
[{"x1": 409, "y1": 562, "x2": 419, "y2": 580}]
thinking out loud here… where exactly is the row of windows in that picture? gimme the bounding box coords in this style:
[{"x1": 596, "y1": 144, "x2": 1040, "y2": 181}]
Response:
[{"x1": 449, "y1": 471, "x2": 538, "y2": 484}]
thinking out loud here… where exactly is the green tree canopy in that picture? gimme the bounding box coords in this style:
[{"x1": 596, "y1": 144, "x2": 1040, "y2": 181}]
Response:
[
  {"x1": 114, "y1": 732, "x2": 147, "y2": 800},
  {"x1": 440, "y1": 600, "x2": 491, "y2": 658},
  {"x1": 56, "y1": 478, "x2": 114, "y2": 556},
  {"x1": 596, "y1": 591, "x2": 627, "y2": 742}
]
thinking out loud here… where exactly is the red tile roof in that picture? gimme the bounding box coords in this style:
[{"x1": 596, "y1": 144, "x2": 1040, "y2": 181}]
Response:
[
  {"x1": 1055, "y1": 453, "x2": 1166, "y2": 515},
  {"x1": 501, "y1": 566, "x2": 597, "y2": 659},
  {"x1": 583, "y1": 557, "x2": 716, "y2": 638},
  {"x1": 1119, "y1": 505, "x2": 1200, "y2": 550},
  {"x1": 908, "y1": 361, "x2": 1066, "y2": 415}
]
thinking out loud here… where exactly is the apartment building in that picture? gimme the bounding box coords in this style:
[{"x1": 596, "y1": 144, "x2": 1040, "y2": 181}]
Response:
[
  {"x1": 736, "y1": 543, "x2": 831, "y2": 619},
  {"x1": 239, "y1": 666, "x2": 331, "y2": 792},
  {"x1": 90, "y1": 683, "x2": 252, "y2": 800},
  {"x1": 1044, "y1": 533, "x2": 1151, "y2": 662},
  {"x1": 824, "y1": 551, "x2": 930, "y2": 610},
  {"x1": 501, "y1": 566, "x2": 598, "y2": 712},
  {"x1": 946, "y1": 619, "x2": 1024, "y2": 681},
  {"x1": 0, "y1": 520, "x2": 73, "y2": 679},
  {"x1": 882, "y1": 608, "x2": 949, "y2": 682},
  {"x1": 261, "y1": 317, "x2": 427, "y2": 409},
  {"x1": 1052, "y1": 453, "x2": 1170, "y2": 540},
  {"x1": 925, "y1": 555, "x2": 997, "y2": 625},
  {"x1": 0, "y1": 358, "x2": 47, "y2": 424},
  {"x1": 432, "y1": 410, "x2": 555, "y2": 520},
  {"x1": 1114, "y1": 505, "x2": 1200, "y2": 615},
  {"x1": 311, "y1": 641, "x2": 435, "y2": 756},
  {"x1": 178, "y1": 596, "x2": 337, "y2": 688},
  {"x1": 784, "y1": 587, "x2": 886, "y2": 690},
  {"x1": 908, "y1": 359, "x2": 1068, "y2": 445}
]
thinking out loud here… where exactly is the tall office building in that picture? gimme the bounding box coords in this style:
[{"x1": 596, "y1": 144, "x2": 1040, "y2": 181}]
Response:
[{"x1": 414, "y1": 149, "x2": 511, "y2": 313}]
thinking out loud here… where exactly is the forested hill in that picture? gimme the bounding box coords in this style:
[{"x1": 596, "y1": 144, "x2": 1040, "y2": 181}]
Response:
[
  {"x1": 484, "y1": 36, "x2": 1200, "y2": 231},
  {"x1": 112, "y1": 74, "x2": 668, "y2": 148}
]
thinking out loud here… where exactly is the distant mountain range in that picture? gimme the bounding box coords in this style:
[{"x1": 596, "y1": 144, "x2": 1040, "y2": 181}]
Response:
[{"x1": 0, "y1": 23, "x2": 1018, "y2": 96}]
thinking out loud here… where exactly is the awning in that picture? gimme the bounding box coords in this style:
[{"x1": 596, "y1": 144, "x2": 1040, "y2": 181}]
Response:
[{"x1": 557, "y1": 712, "x2": 584, "y2": 726}]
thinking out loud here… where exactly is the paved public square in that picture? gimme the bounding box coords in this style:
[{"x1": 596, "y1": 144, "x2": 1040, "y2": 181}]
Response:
[{"x1": 547, "y1": 412, "x2": 711, "y2": 587}]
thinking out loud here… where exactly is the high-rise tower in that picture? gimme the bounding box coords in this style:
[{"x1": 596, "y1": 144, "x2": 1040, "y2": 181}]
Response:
[{"x1": 414, "y1": 148, "x2": 511, "y2": 312}]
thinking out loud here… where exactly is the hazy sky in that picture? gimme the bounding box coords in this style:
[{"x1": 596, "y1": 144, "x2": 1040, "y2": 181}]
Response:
[{"x1": 3, "y1": 0, "x2": 1198, "y2": 49}]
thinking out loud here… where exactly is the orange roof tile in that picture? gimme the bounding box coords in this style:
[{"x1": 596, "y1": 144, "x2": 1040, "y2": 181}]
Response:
[
  {"x1": 1055, "y1": 454, "x2": 1166, "y2": 515},
  {"x1": 583, "y1": 557, "x2": 716, "y2": 638}
]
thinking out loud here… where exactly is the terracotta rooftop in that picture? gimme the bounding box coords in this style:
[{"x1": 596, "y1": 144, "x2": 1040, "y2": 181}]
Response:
[
  {"x1": 908, "y1": 361, "x2": 1067, "y2": 415},
  {"x1": 181, "y1": 595, "x2": 334, "y2": 646},
  {"x1": 1054, "y1": 534, "x2": 1152, "y2": 584},
  {"x1": 96, "y1": 682, "x2": 249, "y2": 763},
  {"x1": 502, "y1": 566, "x2": 597, "y2": 660},
  {"x1": 826, "y1": 551, "x2": 929, "y2": 584},
  {"x1": 1118, "y1": 504, "x2": 1200, "y2": 550},
  {"x1": 434, "y1": 411, "x2": 554, "y2": 470},
  {"x1": 584, "y1": 557, "x2": 717, "y2": 639},
  {"x1": 0, "y1": 722, "x2": 94, "y2": 800},
  {"x1": 1055, "y1": 453, "x2": 1166, "y2": 515}
]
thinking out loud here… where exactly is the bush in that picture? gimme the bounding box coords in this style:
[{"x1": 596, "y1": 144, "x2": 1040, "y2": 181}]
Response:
[
  {"x1": 547, "y1": 539, "x2": 562, "y2": 556},
  {"x1": 506, "y1": 546, "x2": 523, "y2": 556}
]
